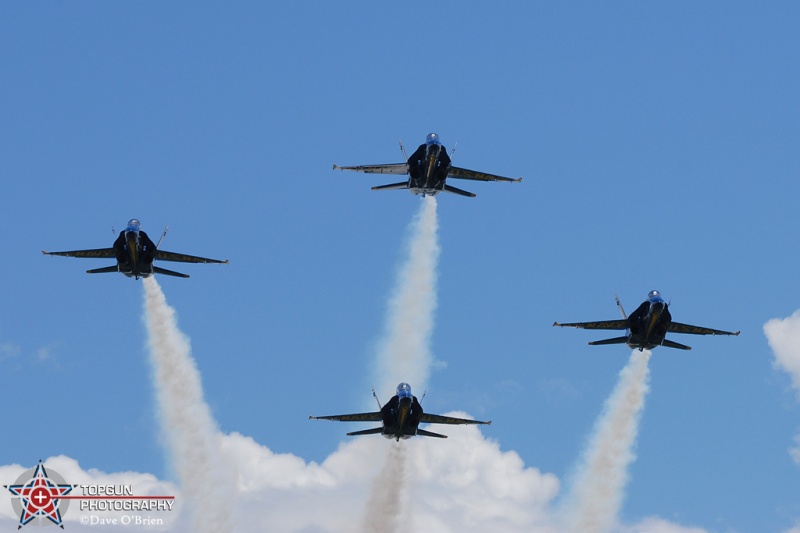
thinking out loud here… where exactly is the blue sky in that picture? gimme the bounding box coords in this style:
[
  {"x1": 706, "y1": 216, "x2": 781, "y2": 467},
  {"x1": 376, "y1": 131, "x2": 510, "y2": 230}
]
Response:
[{"x1": 2, "y1": 2, "x2": 800, "y2": 532}]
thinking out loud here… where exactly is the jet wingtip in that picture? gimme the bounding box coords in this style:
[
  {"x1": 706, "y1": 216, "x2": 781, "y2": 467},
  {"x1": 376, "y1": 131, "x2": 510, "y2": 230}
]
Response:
[
  {"x1": 332, "y1": 164, "x2": 340, "y2": 170},
  {"x1": 552, "y1": 321, "x2": 560, "y2": 327},
  {"x1": 734, "y1": 330, "x2": 741, "y2": 336}
]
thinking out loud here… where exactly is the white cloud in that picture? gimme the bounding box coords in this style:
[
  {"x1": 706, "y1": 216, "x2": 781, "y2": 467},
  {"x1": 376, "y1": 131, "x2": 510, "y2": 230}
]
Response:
[
  {"x1": 765, "y1": 310, "x2": 800, "y2": 393},
  {"x1": 1, "y1": 427, "x2": 721, "y2": 533},
  {"x1": 0, "y1": 425, "x2": 556, "y2": 533},
  {"x1": 620, "y1": 517, "x2": 709, "y2": 533},
  {"x1": 764, "y1": 311, "x2": 800, "y2": 464},
  {"x1": 0, "y1": 342, "x2": 21, "y2": 360},
  {"x1": 792, "y1": 435, "x2": 800, "y2": 467},
  {"x1": 225, "y1": 421, "x2": 559, "y2": 533}
]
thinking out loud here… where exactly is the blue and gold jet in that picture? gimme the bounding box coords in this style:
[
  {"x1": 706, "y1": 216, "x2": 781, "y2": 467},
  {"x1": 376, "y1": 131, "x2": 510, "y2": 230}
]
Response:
[
  {"x1": 553, "y1": 290, "x2": 740, "y2": 351},
  {"x1": 333, "y1": 133, "x2": 521, "y2": 198},
  {"x1": 42, "y1": 219, "x2": 228, "y2": 279},
  {"x1": 310, "y1": 383, "x2": 491, "y2": 441}
]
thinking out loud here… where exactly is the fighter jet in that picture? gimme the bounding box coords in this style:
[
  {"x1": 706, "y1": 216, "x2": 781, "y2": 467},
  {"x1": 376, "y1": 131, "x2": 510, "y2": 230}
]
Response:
[
  {"x1": 553, "y1": 290, "x2": 740, "y2": 351},
  {"x1": 310, "y1": 382, "x2": 491, "y2": 441},
  {"x1": 333, "y1": 132, "x2": 522, "y2": 197},
  {"x1": 42, "y1": 219, "x2": 228, "y2": 279}
]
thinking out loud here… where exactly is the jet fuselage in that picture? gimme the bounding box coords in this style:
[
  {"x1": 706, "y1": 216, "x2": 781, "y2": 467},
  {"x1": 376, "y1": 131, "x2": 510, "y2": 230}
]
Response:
[
  {"x1": 115, "y1": 222, "x2": 158, "y2": 279},
  {"x1": 406, "y1": 140, "x2": 451, "y2": 197},
  {"x1": 380, "y1": 392, "x2": 423, "y2": 440},
  {"x1": 625, "y1": 294, "x2": 673, "y2": 350}
]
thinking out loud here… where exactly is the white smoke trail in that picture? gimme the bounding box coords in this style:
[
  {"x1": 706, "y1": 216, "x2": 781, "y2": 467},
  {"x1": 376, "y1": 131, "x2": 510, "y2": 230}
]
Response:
[
  {"x1": 374, "y1": 196, "x2": 440, "y2": 402},
  {"x1": 360, "y1": 442, "x2": 408, "y2": 533},
  {"x1": 563, "y1": 350, "x2": 652, "y2": 533},
  {"x1": 142, "y1": 277, "x2": 234, "y2": 533},
  {"x1": 363, "y1": 197, "x2": 439, "y2": 533}
]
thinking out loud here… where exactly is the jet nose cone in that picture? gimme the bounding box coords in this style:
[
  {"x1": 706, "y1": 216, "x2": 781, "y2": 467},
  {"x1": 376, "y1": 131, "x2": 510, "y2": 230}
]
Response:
[{"x1": 650, "y1": 301, "x2": 665, "y2": 314}]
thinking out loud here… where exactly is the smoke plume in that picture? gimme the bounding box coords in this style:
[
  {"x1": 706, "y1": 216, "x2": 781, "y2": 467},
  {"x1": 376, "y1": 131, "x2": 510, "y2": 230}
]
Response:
[
  {"x1": 562, "y1": 350, "x2": 652, "y2": 533},
  {"x1": 360, "y1": 442, "x2": 407, "y2": 533},
  {"x1": 374, "y1": 196, "x2": 440, "y2": 397},
  {"x1": 363, "y1": 197, "x2": 440, "y2": 533},
  {"x1": 142, "y1": 277, "x2": 234, "y2": 532}
]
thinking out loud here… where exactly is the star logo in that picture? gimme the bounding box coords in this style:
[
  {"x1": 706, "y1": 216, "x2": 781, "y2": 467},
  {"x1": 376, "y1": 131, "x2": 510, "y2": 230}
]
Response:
[{"x1": 5, "y1": 461, "x2": 75, "y2": 529}]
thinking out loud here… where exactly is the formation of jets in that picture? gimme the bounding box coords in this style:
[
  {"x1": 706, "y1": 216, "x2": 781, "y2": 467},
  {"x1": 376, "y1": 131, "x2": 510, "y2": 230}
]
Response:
[{"x1": 41, "y1": 133, "x2": 742, "y2": 447}]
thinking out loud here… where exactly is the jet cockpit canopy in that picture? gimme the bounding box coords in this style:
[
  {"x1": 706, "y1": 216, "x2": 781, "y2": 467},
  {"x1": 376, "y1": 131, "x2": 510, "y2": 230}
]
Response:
[
  {"x1": 425, "y1": 133, "x2": 441, "y2": 146},
  {"x1": 647, "y1": 290, "x2": 663, "y2": 302},
  {"x1": 396, "y1": 382, "x2": 412, "y2": 399},
  {"x1": 126, "y1": 219, "x2": 141, "y2": 233}
]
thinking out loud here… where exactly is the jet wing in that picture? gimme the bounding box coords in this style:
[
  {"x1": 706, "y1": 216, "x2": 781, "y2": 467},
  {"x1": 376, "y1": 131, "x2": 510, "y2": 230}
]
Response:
[
  {"x1": 419, "y1": 413, "x2": 491, "y2": 426},
  {"x1": 448, "y1": 166, "x2": 522, "y2": 183},
  {"x1": 154, "y1": 250, "x2": 229, "y2": 264},
  {"x1": 309, "y1": 412, "x2": 383, "y2": 422},
  {"x1": 42, "y1": 248, "x2": 116, "y2": 259},
  {"x1": 667, "y1": 322, "x2": 740, "y2": 336},
  {"x1": 553, "y1": 319, "x2": 629, "y2": 330},
  {"x1": 333, "y1": 163, "x2": 409, "y2": 175}
]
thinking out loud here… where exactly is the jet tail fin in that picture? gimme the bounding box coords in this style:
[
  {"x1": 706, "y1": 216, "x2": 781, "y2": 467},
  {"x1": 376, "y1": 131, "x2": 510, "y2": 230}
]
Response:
[
  {"x1": 371, "y1": 181, "x2": 409, "y2": 191},
  {"x1": 661, "y1": 339, "x2": 692, "y2": 350},
  {"x1": 346, "y1": 427, "x2": 384, "y2": 437},
  {"x1": 153, "y1": 266, "x2": 190, "y2": 278},
  {"x1": 615, "y1": 294, "x2": 627, "y2": 319},
  {"x1": 443, "y1": 184, "x2": 476, "y2": 197},
  {"x1": 416, "y1": 429, "x2": 448, "y2": 439},
  {"x1": 86, "y1": 265, "x2": 119, "y2": 274},
  {"x1": 588, "y1": 336, "x2": 629, "y2": 346},
  {"x1": 156, "y1": 225, "x2": 169, "y2": 248}
]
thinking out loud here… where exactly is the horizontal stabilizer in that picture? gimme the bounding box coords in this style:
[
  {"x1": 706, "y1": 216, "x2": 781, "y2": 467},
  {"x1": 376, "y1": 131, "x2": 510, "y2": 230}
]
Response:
[
  {"x1": 371, "y1": 181, "x2": 410, "y2": 192},
  {"x1": 661, "y1": 339, "x2": 692, "y2": 350},
  {"x1": 588, "y1": 336, "x2": 630, "y2": 346},
  {"x1": 443, "y1": 184, "x2": 476, "y2": 197},
  {"x1": 346, "y1": 427, "x2": 385, "y2": 437},
  {"x1": 416, "y1": 428, "x2": 448, "y2": 439},
  {"x1": 153, "y1": 266, "x2": 190, "y2": 278},
  {"x1": 86, "y1": 265, "x2": 119, "y2": 274}
]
